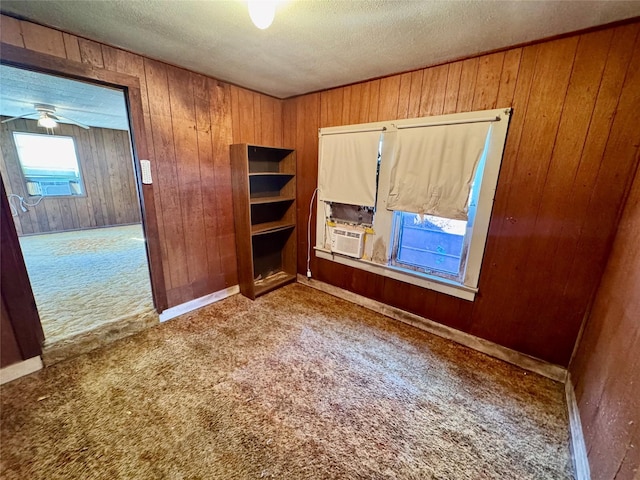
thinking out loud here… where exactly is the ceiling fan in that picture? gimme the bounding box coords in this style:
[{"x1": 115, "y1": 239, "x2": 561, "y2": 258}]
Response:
[{"x1": 1, "y1": 103, "x2": 90, "y2": 130}]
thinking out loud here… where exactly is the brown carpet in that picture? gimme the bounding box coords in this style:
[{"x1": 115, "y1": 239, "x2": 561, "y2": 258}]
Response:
[{"x1": 0, "y1": 284, "x2": 574, "y2": 479}]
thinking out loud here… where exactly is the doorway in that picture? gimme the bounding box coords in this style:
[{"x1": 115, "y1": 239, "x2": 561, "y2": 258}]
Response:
[{"x1": 1, "y1": 64, "x2": 157, "y2": 361}]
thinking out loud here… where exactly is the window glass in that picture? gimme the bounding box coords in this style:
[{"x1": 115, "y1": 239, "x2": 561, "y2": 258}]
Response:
[
  {"x1": 13, "y1": 132, "x2": 84, "y2": 196},
  {"x1": 394, "y1": 212, "x2": 467, "y2": 277}
]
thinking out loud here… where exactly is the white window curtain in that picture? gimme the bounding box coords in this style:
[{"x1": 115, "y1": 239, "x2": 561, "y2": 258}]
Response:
[
  {"x1": 387, "y1": 122, "x2": 492, "y2": 220},
  {"x1": 318, "y1": 130, "x2": 382, "y2": 207}
]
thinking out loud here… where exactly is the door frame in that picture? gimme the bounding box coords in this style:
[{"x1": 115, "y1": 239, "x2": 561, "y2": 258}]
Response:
[
  {"x1": 1, "y1": 177, "x2": 44, "y2": 360},
  {"x1": 0, "y1": 42, "x2": 168, "y2": 356}
]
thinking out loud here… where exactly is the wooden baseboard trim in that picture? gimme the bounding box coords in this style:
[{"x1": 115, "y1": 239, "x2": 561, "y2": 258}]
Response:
[
  {"x1": 297, "y1": 275, "x2": 567, "y2": 383},
  {"x1": 565, "y1": 374, "x2": 591, "y2": 480},
  {"x1": 0, "y1": 356, "x2": 43, "y2": 385},
  {"x1": 159, "y1": 285, "x2": 240, "y2": 322}
]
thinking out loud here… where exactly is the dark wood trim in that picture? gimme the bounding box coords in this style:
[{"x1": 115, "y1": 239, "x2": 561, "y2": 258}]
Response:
[
  {"x1": 125, "y1": 85, "x2": 168, "y2": 311},
  {"x1": 0, "y1": 178, "x2": 44, "y2": 359},
  {"x1": 0, "y1": 42, "x2": 140, "y2": 89},
  {"x1": 0, "y1": 41, "x2": 168, "y2": 312},
  {"x1": 1, "y1": 295, "x2": 23, "y2": 367}
]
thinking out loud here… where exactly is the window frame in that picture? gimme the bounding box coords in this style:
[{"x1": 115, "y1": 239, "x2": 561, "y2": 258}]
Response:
[
  {"x1": 13, "y1": 132, "x2": 86, "y2": 198},
  {"x1": 314, "y1": 108, "x2": 512, "y2": 301}
]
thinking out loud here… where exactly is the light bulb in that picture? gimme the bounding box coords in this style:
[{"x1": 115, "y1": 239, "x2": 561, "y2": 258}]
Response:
[
  {"x1": 38, "y1": 113, "x2": 57, "y2": 129},
  {"x1": 248, "y1": 0, "x2": 276, "y2": 30}
]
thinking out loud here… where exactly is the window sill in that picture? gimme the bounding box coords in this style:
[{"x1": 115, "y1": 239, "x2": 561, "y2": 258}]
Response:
[
  {"x1": 315, "y1": 247, "x2": 477, "y2": 301},
  {"x1": 27, "y1": 194, "x2": 87, "y2": 199}
]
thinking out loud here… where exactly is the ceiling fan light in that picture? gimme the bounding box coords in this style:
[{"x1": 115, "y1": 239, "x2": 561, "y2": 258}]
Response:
[
  {"x1": 38, "y1": 113, "x2": 57, "y2": 129},
  {"x1": 248, "y1": 0, "x2": 276, "y2": 30}
]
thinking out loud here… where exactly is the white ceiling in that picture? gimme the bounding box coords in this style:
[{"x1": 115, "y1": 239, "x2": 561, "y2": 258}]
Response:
[
  {"x1": 0, "y1": 65, "x2": 130, "y2": 130},
  {"x1": 2, "y1": 1, "x2": 639, "y2": 99}
]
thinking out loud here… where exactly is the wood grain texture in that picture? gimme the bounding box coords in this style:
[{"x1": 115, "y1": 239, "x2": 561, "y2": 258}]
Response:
[
  {"x1": 230, "y1": 144, "x2": 255, "y2": 299},
  {"x1": 209, "y1": 79, "x2": 237, "y2": 289},
  {"x1": 230, "y1": 86, "x2": 283, "y2": 146},
  {"x1": 419, "y1": 64, "x2": 448, "y2": 116},
  {"x1": 78, "y1": 38, "x2": 104, "y2": 68},
  {"x1": 230, "y1": 144, "x2": 297, "y2": 300},
  {"x1": 1, "y1": 117, "x2": 140, "y2": 235},
  {"x1": 291, "y1": 94, "x2": 320, "y2": 277},
  {"x1": 20, "y1": 21, "x2": 66, "y2": 58},
  {"x1": 0, "y1": 16, "x2": 24, "y2": 47},
  {"x1": 285, "y1": 21, "x2": 640, "y2": 366},
  {"x1": 1, "y1": 14, "x2": 285, "y2": 308},
  {"x1": 1, "y1": 295, "x2": 22, "y2": 368},
  {"x1": 1, "y1": 38, "x2": 169, "y2": 312},
  {"x1": 569, "y1": 142, "x2": 640, "y2": 479},
  {"x1": 0, "y1": 178, "x2": 44, "y2": 364}
]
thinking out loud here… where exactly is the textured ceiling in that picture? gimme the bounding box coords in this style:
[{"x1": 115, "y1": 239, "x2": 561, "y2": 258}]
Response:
[
  {"x1": 2, "y1": 1, "x2": 639, "y2": 98},
  {"x1": 0, "y1": 65, "x2": 129, "y2": 130}
]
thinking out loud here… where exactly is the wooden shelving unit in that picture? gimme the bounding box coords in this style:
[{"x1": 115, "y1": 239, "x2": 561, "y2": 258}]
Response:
[
  {"x1": 230, "y1": 144, "x2": 297, "y2": 300},
  {"x1": 250, "y1": 196, "x2": 296, "y2": 205}
]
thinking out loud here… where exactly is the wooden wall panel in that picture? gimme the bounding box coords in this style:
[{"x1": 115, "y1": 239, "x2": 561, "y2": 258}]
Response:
[
  {"x1": 230, "y1": 85, "x2": 284, "y2": 147},
  {"x1": 20, "y1": 21, "x2": 67, "y2": 58},
  {"x1": 419, "y1": 64, "x2": 448, "y2": 116},
  {"x1": 0, "y1": 14, "x2": 284, "y2": 307},
  {"x1": 569, "y1": 154, "x2": 640, "y2": 480},
  {"x1": 285, "y1": 21, "x2": 640, "y2": 366},
  {"x1": 168, "y1": 67, "x2": 208, "y2": 299},
  {"x1": 0, "y1": 15, "x2": 24, "y2": 47},
  {"x1": 1, "y1": 295, "x2": 22, "y2": 368},
  {"x1": 286, "y1": 93, "x2": 321, "y2": 279},
  {"x1": 0, "y1": 117, "x2": 140, "y2": 235},
  {"x1": 193, "y1": 74, "x2": 223, "y2": 295},
  {"x1": 472, "y1": 36, "x2": 580, "y2": 357},
  {"x1": 209, "y1": 79, "x2": 237, "y2": 288}
]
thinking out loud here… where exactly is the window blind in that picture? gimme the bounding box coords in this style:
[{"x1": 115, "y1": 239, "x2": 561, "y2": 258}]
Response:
[
  {"x1": 318, "y1": 130, "x2": 382, "y2": 207},
  {"x1": 387, "y1": 122, "x2": 492, "y2": 220}
]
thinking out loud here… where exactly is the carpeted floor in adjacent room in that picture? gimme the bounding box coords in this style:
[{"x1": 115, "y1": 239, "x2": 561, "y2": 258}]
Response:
[
  {"x1": 0, "y1": 283, "x2": 574, "y2": 479},
  {"x1": 18, "y1": 224, "x2": 156, "y2": 348}
]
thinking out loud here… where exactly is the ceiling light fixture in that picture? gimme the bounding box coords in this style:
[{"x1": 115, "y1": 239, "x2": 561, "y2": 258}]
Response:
[
  {"x1": 2, "y1": 103, "x2": 90, "y2": 130},
  {"x1": 37, "y1": 112, "x2": 57, "y2": 129},
  {"x1": 248, "y1": 0, "x2": 276, "y2": 30}
]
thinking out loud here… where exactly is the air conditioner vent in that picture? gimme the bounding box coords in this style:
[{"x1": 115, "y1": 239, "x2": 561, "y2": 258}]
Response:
[
  {"x1": 40, "y1": 180, "x2": 72, "y2": 196},
  {"x1": 331, "y1": 227, "x2": 365, "y2": 258}
]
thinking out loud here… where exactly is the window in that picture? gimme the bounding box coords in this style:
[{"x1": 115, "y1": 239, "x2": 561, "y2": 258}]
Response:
[
  {"x1": 13, "y1": 132, "x2": 84, "y2": 197},
  {"x1": 390, "y1": 131, "x2": 489, "y2": 284},
  {"x1": 315, "y1": 108, "x2": 511, "y2": 301},
  {"x1": 392, "y1": 212, "x2": 467, "y2": 279}
]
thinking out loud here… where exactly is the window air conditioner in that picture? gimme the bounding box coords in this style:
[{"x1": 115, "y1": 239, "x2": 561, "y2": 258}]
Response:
[
  {"x1": 331, "y1": 227, "x2": 365, "y2": 259},
  {"x1": 40, "y1": 180, "x2": 72, "y2": 196}
]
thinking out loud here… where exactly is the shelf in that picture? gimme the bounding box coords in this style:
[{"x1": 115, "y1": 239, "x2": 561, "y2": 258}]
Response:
[
  {"x1": 250, "y1": 199, "x2": 293, "y2": 225},
  {"x1": 250, "y1": 195, "x2": 295, "y2": 205},
  {"x1": 249, "y1": 173, "x2": 295, "y2": 178},
  {"x1": 254, "y1": 271, "x2": 296, "y2": 297},
  {"x1": 231, "y1": 143, "x2": 297, "y2": 301},
  {"x1": 251, "y1": 221, "x2": 295, "y2": 236},
  {"x1": 247, "y1": 146, "x2": 295, "y2": 174},
  {"x1": 249, "y1": 174, "x2": 295, "y2": 198}
]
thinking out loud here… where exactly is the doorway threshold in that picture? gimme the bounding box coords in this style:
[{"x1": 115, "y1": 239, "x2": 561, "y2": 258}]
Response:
[{"x1": 42, "y1": 310, "x2": 158, "y2": 366}]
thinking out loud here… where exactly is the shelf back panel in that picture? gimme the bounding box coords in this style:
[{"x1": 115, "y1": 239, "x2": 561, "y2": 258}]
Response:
[
  {"x1": 250, "y1": 175, "x2": 294, "y2": 197},
  {"x1": 251, "y1": 201, "x2": 294, "y2": 226}
]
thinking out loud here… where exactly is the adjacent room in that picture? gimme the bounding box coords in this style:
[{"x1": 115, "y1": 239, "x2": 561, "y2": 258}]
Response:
[
  {"x1": 0, "y1": 65, "x2": 156, "y2": 361},
  {"x1": 0, "y1": 2, "x2": 638, "y2": 480}
]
